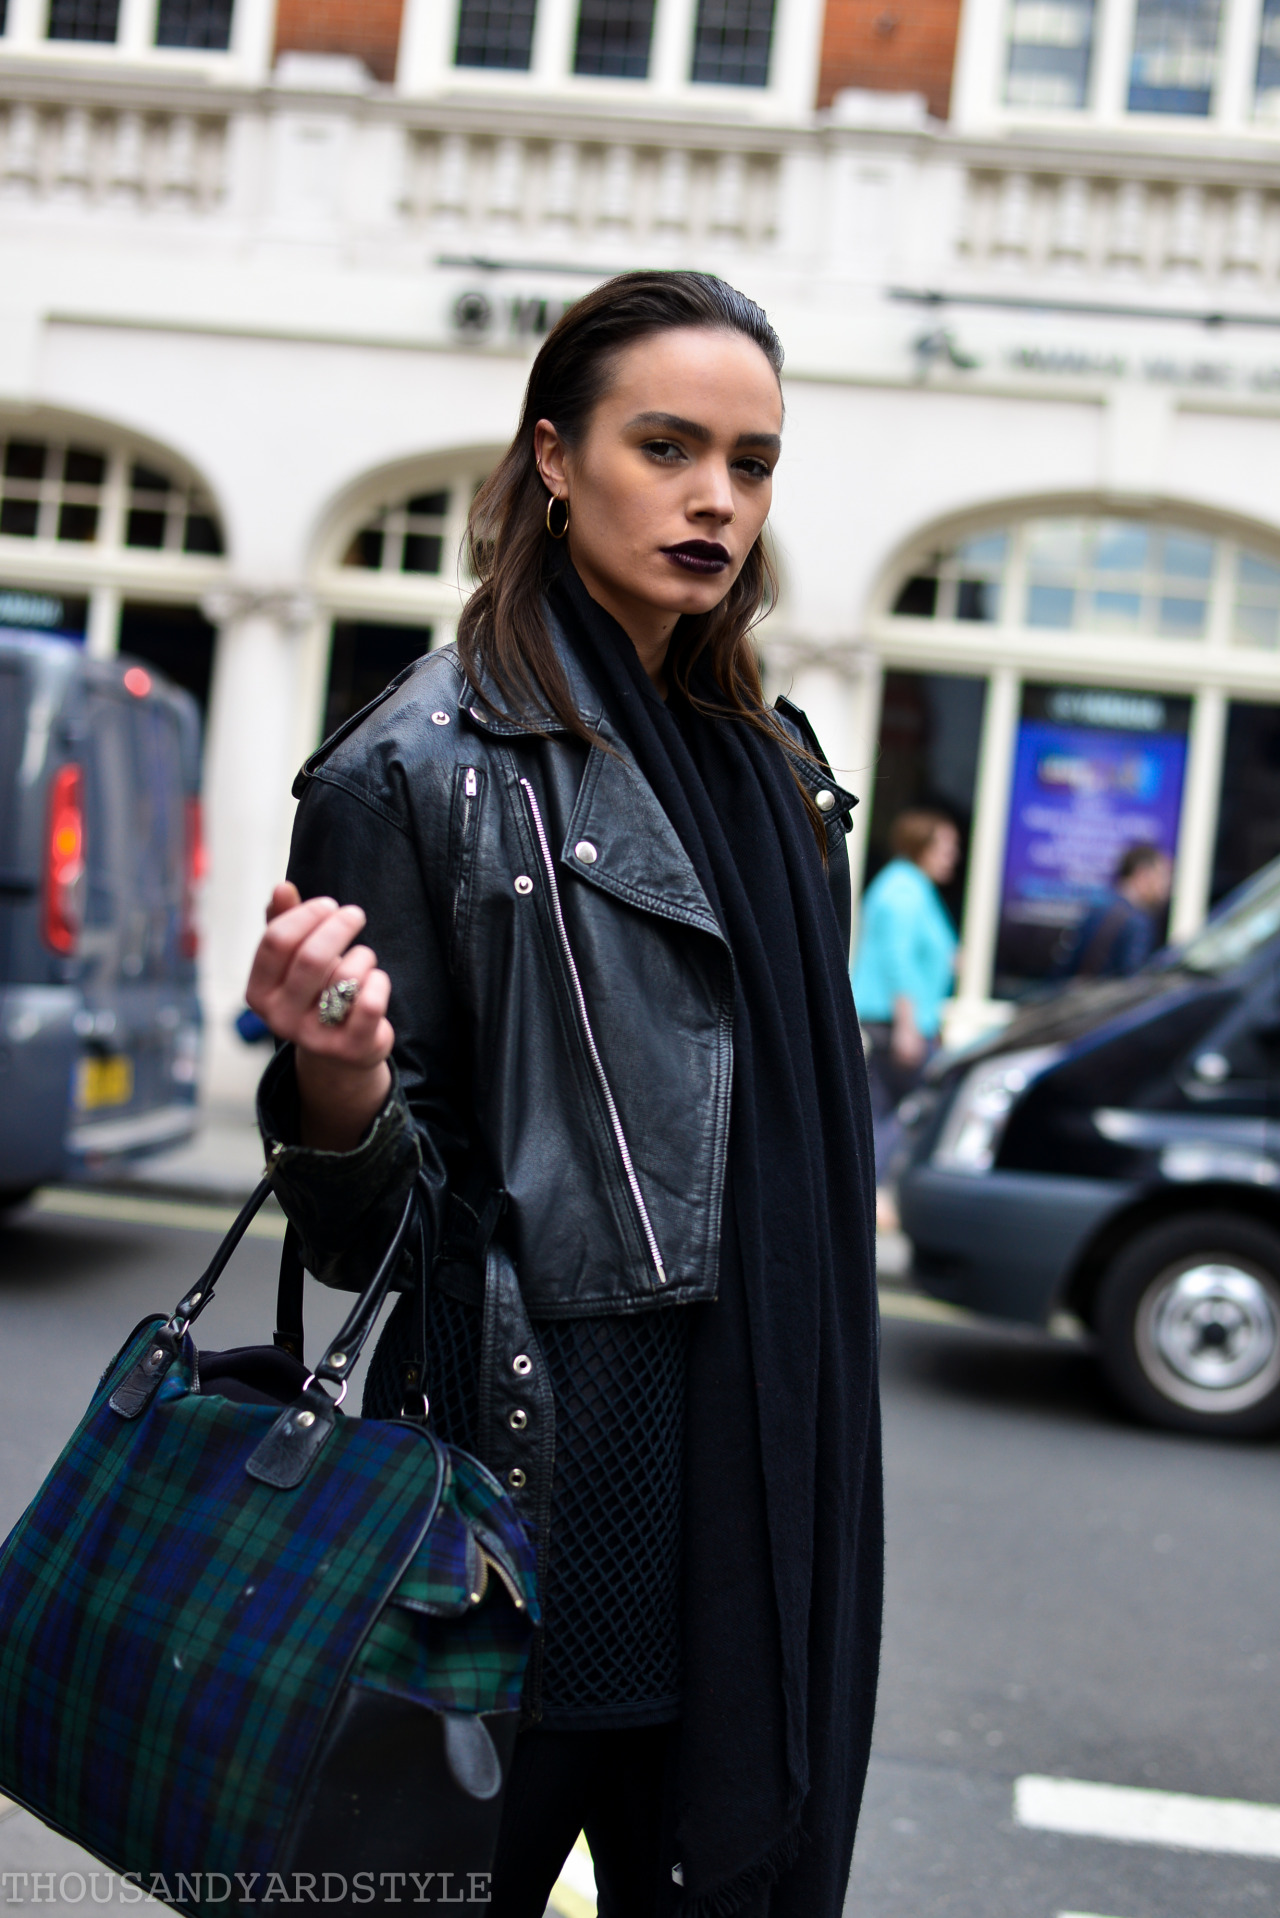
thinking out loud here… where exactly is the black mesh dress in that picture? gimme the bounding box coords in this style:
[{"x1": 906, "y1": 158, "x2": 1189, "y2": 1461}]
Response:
[{"x1": 365, "y1": 1284, "x2": 689, "y2": 1729}]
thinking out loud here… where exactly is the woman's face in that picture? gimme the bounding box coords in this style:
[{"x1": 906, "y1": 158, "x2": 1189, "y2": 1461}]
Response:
[{"x1": 533, "y1": 326, "x2": 783, "y2": 657}]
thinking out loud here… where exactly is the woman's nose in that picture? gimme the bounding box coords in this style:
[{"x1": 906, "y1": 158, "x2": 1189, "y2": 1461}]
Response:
[{"x1": 692, "y1": 472, "x2": 736, "y2": 524}]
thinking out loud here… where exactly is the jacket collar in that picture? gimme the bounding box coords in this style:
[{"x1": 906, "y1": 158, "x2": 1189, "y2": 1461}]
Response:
[
  {"x1": 463, "y1": 608, "x2": 726, "y2": 942},
  {"x1": 459, "y1": 606, "x2": 603, "y2": 740}
]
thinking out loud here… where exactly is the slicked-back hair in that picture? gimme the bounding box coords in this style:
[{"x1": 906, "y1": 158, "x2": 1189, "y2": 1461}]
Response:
[{"x1": 457, "y1": 270, "x2": 828, "y2": 853}]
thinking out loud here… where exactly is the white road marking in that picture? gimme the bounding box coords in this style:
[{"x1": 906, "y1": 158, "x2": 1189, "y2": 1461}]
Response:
[
  {"x1": 877, "y1": 1289, "x2": 974, "y2": 1326},
  {"x1": 549, "y1": 1832, "x2": 597, "y2": 1917},
  {"x1": 1017, "y1": 1774, "x2": 1280, "y2": 1859},
  {"x1": 31, "y1": 1187, "x2": 286, "y2": 1241}
]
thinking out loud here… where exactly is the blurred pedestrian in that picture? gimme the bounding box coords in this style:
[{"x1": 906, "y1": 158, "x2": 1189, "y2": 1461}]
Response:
[
  {"x1": 852, "y1": 808, "x2": 960, "y2": 1220},
  {"x1": 1058, "y1": 842, "x2": 1172, "y2": 979}
]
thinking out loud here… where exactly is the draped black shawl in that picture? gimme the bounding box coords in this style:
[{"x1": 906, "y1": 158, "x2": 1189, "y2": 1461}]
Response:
[{"x1": 549, "y1": 565, "x2": 883, "y2": 1918}]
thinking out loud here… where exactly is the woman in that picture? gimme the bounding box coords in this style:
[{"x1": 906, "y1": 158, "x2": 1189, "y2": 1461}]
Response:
[
  {"x1": 852, "y1": 807, "x2": 959, "y2": 1207},
  {"x1": 246, "y1": 272, "x2": 881, "y2": 1918}
]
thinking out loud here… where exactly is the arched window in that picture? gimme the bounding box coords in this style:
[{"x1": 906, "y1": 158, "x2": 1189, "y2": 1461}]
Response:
[
  {"x1": 316, "y1": 461, "x2": 491, "y2": 739},
  {"x1": 0, "y1": 420, "x2": 228, "y2": 710},
  {"x1": 888, "y1": 512, "x2": 1280, "y2": 650}
]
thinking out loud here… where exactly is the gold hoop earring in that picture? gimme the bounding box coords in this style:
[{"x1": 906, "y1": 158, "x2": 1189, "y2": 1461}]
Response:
[{"x1": 546, "y1": 495, "x2": 570, "y2": 540}]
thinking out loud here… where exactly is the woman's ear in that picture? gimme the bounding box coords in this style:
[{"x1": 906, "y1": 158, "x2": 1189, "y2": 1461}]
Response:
[{"x1": 533, "y1": 418, "x2": 570, "y2": 497}]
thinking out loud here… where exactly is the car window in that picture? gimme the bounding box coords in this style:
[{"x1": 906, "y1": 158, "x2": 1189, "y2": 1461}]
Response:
[
  {"x1": 88, "y1": 694, "x2": 182, "y2": 975},
  {"x1": 1178, "y1": 858, "x2": 1280, "y2": 975},
  {"x1": 0, "y1": 661, "x2": 27, "y2": 868}
]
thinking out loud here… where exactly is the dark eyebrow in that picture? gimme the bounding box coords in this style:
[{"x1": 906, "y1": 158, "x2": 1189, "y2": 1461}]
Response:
[
  {"x1": 626, "y1": 411, "x2": 712, "y2": 442},
  {"x1": 625, "y1": 411, "x2": 781, "y2": 454}
]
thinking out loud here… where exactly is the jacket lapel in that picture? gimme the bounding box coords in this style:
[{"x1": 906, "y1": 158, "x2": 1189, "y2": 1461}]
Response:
[{"x1": 462, "y1": 620, "x2": 726, "y2": 942}]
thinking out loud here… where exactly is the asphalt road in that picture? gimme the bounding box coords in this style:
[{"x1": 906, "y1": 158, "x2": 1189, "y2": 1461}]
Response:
[{"x1": 1, "y1": 1199, "x2": 1279, "y2": 1918}]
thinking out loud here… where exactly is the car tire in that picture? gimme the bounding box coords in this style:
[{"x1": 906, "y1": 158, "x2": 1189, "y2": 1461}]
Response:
[
  {"x1": 0, "y1": 1186, "x2": 35, "y2": 1212},
  {"x1": 1096, "y1": 1212, "x2": 1280, "y2": 1437}
]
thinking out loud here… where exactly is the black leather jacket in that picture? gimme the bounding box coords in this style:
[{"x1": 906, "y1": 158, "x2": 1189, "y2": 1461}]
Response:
[{"x1": 260, "y1": 616, "x2": 855, "y2": 1559}]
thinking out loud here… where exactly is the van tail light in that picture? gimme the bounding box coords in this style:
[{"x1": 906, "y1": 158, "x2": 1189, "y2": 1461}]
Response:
[
  {"x1": 44, "y1": 763, "x2": 85, "y2": 956},
  {"x1": 181, "y1": 796, "x2": 205, "y2": 961}
]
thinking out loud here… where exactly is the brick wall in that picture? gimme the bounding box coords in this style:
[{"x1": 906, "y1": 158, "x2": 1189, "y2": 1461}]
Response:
[
  {"x1": 274, "y1": 0, "x2": 407, "y2": 84},
  {"x1": 816, "y1": 0, "x2": 964, "y2": 120}
]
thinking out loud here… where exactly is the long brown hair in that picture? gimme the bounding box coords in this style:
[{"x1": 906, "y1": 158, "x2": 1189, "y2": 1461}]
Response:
[{"x1": 458, "y1": 271, "x2": 828, "y2": 850}]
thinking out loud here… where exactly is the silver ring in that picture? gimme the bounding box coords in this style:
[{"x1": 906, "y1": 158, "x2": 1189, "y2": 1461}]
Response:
[{"x1": 317, "y1": 976, "x2": 360, "y2": 1026}]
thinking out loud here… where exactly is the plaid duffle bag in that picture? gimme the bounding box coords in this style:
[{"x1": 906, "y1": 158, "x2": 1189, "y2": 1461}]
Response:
[{"x1": 0, "y1": 1174, "x2": 538, "y2": 1918}]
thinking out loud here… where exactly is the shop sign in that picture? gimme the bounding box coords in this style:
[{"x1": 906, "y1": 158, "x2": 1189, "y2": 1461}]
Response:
[
  {"x1": 0, "y1": 587, "x2": 88, "y2": 642},
  {"x1": 996, "y1": 683, "x2": 1190, "y2": 982}
]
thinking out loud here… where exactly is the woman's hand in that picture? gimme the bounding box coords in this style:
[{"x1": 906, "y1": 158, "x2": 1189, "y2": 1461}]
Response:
[
  {"x1": 246, "y1": 882, "x2": 394, "y2": 1151},
  {"x1": 889, "y1": 994, "x2": 927, "y2": 1071}
]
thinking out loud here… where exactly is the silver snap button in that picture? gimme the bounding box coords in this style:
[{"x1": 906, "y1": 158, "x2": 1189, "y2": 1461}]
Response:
[
  {"x1": 514, "y1": 875, "x2": 533, "y2": 895},
  {"x1": 574, "y1": 840, "x2": 598, "y2": 865},
  {"x1": 508, "y1": 1467, "x2": 527, "y2": 1490},
  {"x1": 329, "y1": 1351, "x2": 347, "y2": 1370},
  {"x1": 815, "y1": 789, "x2": 836, "y2": 813},
  {"x1": 431, "y1": 711, "x2": 450, "y2": 726},
  {"x1": 513, "y1": 1353, "x2": 532, "y2": 1376},
  {"x1": 295, "y1": 1410, "x2": 316, "y2": 1430},
  {"x1": 509, "y1": 1408, "x2": 528, "y2": 1431}
]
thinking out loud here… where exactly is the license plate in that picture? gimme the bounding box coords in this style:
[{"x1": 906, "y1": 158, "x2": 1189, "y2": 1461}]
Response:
[{"x1": 76, "y1": 1055, "x2": 134, "y2": 1111}]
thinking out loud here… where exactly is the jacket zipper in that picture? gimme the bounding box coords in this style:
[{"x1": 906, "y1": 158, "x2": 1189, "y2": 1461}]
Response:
[
  {"x1": 453, "y1": 767, "x2": 480, "y2": 947},
  {"x1": 518, "y1": 776, "x2": 667, "y2": 1287}
]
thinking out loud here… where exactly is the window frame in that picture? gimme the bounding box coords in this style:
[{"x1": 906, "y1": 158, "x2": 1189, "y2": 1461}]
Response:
[
  {"x1": 0, "y1": 0, "x2": 274, "y2": 81},
  {"x1": 953, "y1": 0, "x2": 1280, "y2": 134}
]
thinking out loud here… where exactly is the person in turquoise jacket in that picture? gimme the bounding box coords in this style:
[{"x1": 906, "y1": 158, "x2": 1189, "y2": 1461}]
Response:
[{"x1": 852, "y1": 808, "x2": 960, "y2": 1215}]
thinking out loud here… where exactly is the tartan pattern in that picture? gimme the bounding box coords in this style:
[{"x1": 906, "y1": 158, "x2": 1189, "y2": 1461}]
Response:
[
  {"x1": 353, "y1": 1450, "x2": 539, "y2": 1714},
  {"x1": 0, "y1": 1317, "x2": 536, "y2": 1910}
]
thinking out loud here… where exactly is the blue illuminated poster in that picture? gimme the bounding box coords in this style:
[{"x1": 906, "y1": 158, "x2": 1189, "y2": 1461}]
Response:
[{"x1": 996, "y1": 686, "x2": 1189, "y2": 983}]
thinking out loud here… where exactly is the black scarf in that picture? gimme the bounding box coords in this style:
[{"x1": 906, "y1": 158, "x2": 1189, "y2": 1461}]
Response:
[{"x1": 549, "y1": 566, "x2": 883, "y2": 1918}]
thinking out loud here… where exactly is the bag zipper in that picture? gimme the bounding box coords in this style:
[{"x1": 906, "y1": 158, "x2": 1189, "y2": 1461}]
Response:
[{"x1": 518, "y1": 776, "x2": 667, "y2": 1287}]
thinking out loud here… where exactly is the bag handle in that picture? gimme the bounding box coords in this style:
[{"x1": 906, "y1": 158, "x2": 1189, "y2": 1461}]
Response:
[{"x1": 109, "y1": 1174, "x2": 416, "y2": 1428}]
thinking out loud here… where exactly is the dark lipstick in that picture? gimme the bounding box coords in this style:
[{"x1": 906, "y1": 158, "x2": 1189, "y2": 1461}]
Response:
[{"x1": 661, "y1": 540, "x2": 731, "y2": 575}]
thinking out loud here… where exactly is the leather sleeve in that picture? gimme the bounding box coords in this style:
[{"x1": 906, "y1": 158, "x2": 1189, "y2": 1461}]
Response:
[{"x1": 256, "y1": 770, "x2": 469, "y2": 1294}]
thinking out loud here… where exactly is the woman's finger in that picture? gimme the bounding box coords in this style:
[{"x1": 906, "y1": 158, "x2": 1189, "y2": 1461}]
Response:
[
  {"x1": 247, "y1": 896, "x2": 339, "y2": 1004},
  {"x1": 277, "y1": 905, "x2": 369, "y2": 1009},
  {"x1": 296, "y1": 968, "x2": 394, "y2": 1067},
  {"x1": 266, "y1": 881, "x2": 301, "y2": 923}
]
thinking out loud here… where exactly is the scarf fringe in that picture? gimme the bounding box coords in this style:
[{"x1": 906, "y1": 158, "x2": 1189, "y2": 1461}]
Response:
[{"x1": 679, "y1": 1819, "x2": 805, "y2": 1918}]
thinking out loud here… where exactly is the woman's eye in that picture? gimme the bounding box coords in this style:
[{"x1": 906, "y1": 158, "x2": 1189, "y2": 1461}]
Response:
[
  {"x1": 640, "y1": 439, "x2": 685, "y2": 462},
  {"x1": 734, "y1": 458, "x2": 772, "y2": 482}
]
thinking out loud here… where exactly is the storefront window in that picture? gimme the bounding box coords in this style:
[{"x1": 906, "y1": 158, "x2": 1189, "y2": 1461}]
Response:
[
  {"x1": 323, "y1": 621, "x2": 435, "y2": 740},
  {"x1": 1211, "y1": 701, "x2": 1280, "y2": 906},
  {"x1": 995, "y1": 684, "x2": 1189, "y2": 990},
  {"x1": 1128, "y1": 0, "x2": 1223, "y2": 115},
  {"x1": 119, "y1": 602, "x2": 218, "y2": 713},
  {"x1": 1005, "y1": 0, "x2": 1096, "y2": 109},
  {"x1": 864, "y1": 670, "x2": 987, "y2": 928}
]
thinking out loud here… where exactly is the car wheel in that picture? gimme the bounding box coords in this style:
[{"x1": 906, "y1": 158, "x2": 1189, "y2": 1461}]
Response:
[
  {"x1": 0, "y1": 1186, "x2": 36, "y2": 1212},
  {"x1": 1096, "y1": 1213, "x2": 1280, "y2": 1436}
]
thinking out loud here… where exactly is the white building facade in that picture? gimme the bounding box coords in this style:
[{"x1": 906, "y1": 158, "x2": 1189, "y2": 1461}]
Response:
[{"x1": 2, "y1": 0, "x2": 1280, "y2": 1087}]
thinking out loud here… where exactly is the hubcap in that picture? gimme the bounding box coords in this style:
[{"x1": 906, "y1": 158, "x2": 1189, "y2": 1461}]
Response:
[{"x1": 1136, "y1": 1260, "x2": 1280, "y2": 1414}]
